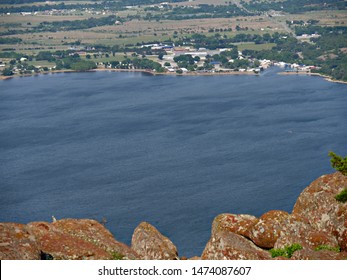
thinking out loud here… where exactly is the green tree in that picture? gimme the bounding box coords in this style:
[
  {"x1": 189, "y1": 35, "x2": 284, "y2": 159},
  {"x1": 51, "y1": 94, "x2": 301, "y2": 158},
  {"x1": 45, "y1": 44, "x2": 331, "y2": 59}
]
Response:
[
  {"x1": 329, "y1": 151, "x2": 347, "y2": 175},
  {"x1": 71, "y1": 60, "x2": 96, "y2": 71},
  {"x1": 2, "y1": 68, "x2": 13, "y2": 76},
  {"x1": 36, "y1": 51, "x2": 54, "y2": 61},
  {"x1": 176, "y1": 69, "x2": 183, "y2": 74}
]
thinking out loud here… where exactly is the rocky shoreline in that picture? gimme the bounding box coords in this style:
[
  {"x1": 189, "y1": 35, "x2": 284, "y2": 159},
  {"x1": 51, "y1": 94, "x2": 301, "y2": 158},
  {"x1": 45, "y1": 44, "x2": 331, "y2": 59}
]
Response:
[{"x1": 1, "y1": 172, "x2": 346, "y2": 260}]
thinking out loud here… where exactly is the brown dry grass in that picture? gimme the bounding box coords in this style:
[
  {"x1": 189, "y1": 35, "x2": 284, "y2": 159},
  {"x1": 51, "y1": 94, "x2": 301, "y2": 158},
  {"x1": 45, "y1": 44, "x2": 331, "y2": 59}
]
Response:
[{"x1": 90, "y1": 16, "x2": 282, "y2": 34}]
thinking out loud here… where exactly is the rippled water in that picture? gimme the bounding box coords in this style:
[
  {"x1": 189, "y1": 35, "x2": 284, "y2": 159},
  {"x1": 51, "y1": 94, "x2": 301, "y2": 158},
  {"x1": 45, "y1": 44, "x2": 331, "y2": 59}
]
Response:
[{"x1": 1, "y1": 69, "x2": 346, "y2": 257}]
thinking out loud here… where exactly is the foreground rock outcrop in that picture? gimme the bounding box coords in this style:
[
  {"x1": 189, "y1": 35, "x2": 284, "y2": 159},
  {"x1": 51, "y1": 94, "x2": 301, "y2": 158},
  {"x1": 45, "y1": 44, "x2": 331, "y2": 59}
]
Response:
[
  {"x1": 292, "y1": 172, "x2": 347, "y2": 251},
  {"x1": 1, "y1": 172, "x2": 346, "y2": 260},
  {"x1": 0, "y1": 219, "x2": 138, "y2": 260}
]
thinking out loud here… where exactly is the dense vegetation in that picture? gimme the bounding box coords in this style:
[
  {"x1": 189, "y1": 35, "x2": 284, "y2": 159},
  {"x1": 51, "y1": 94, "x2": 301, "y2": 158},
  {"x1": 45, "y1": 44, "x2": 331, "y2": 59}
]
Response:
[
  {"x1": 242, "y1": 0, "x2": 346, "y2": 13},
  {"x1": 0, "y1": 37, "x2": 22, "y2": 44},
  {"x1": 35, "y1": 15, "x2": 120, "y2": 32}
]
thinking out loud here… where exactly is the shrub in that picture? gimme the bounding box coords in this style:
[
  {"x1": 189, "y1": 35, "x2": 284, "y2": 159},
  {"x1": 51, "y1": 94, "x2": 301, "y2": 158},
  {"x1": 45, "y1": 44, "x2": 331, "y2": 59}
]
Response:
[
  {"x1": 111, "y1": 251, "x2": 124, "y2": 260},
  {"x1": 270, "y1": 244, "x2": 303, "y2": 258},
  {"x1": 335, "y1": 188, "x2": 347, "y2": 203},
  {"x1": 315, "y1": 245, "x2": 340, "y2": 252}
]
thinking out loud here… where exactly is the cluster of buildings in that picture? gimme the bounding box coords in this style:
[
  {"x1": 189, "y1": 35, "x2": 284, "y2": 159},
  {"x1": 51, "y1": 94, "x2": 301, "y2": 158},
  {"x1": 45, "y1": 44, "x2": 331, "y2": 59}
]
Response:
[{"x1": 275, "y1": 62, "x2": 317, "y2": 72}]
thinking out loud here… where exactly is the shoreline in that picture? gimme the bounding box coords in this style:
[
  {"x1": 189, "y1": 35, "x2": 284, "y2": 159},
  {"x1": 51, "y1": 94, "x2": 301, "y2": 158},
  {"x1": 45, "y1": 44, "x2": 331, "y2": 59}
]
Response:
[
  {"x1": 278, "y1": 71, "x2": 347, "y2": 85},
  {"x1": 1, "y1": 68, "x2": 347, "y2": 84},
  {"x1": 0, "y1": 68, "x2": 258, "y2": 81},
  {"x1": 94, "y1": 67, "x2": 259, "y2": 76},
  {"x1": 0, "y1": 69, "x2": 78, "y2": 81}
]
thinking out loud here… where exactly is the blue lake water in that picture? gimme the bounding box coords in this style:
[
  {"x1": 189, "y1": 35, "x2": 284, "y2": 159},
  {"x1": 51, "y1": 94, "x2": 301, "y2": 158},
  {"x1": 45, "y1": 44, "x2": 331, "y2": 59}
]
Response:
[{"x1": 1, "y1": 69, "x2": 346, "y2": 257}]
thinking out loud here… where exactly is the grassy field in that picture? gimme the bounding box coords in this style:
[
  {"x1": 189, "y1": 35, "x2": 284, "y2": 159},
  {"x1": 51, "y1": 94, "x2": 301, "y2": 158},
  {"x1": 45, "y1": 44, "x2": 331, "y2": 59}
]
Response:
[{"x1": 236, "y1": 42, "x2": 276, "y2": 51}]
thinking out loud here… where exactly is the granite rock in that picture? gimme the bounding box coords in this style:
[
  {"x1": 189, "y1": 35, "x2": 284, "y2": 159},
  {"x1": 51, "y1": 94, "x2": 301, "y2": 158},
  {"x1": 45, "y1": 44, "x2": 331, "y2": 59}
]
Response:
[
  {"x1": 293, "y1": 172, "x2": 347, "y2": 251},
  {"x1": 131, "y1": 222, "x2": 178, "y2": 260},
  {"x1": 212, "y1": 214, "x2": 258, "y2": 239},
  {"x1": 0, "y1": 223, "x2": 40, "y2": 260},
  {"x1": 202, "y1": 230, "x2": 271, "y2": 260},
  {"x1": 249, "y1": 210, "x2": 290, "y2": 248}
]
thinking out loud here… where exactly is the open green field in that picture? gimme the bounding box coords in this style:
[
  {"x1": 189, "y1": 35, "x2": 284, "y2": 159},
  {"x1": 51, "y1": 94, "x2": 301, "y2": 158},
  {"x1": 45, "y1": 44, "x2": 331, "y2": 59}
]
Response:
[{"x1": 237, "y1": 42, "x2": 276, "y2": 51}]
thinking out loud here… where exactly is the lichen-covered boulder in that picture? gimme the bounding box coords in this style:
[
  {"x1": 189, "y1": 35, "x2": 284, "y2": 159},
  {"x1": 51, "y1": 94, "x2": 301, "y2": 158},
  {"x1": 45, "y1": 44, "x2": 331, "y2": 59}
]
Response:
[
  {"x1": 52, "y1": 219, "x2": 138, "y2": 259},
  {"x1": 291, "y1": 248, "x2": 347, "y2": 260},
  {"x1": 27, "y1": 219, "x2": 138, "y2": 260},
  {"x1": 340, "y1": 228, "x2": 347, "y2": 251},
  {"x1": 201, "y1": 230, "x2": 270, "y2": 260},
  {"x1": 274, "y1": 229, "x2": 339, "y2": 252},
  {"x1": 292, "y1": 172, "x2": 347, "y2": 251},
  {"x1": 29, "y1": 225, "x2": 110, "y2": 260},
  {"x1": 131, "y1": 222, "x2": 178, "y2": 260},
  {"x1": 212, "y1": 214, "x2": 258, "y2": 239},
  {"x1": 0, "y1": 223, "x2": 40, "y2": 260},
  {"x1": 249, "y1": 210, "x2": 290, "y2": 248}
]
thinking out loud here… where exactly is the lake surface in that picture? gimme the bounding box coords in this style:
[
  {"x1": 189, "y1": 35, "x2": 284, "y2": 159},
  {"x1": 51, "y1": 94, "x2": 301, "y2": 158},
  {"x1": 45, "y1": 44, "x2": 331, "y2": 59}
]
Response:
[{"x1": 1, "y1": 69, "x2": 346, "y2": 257}]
